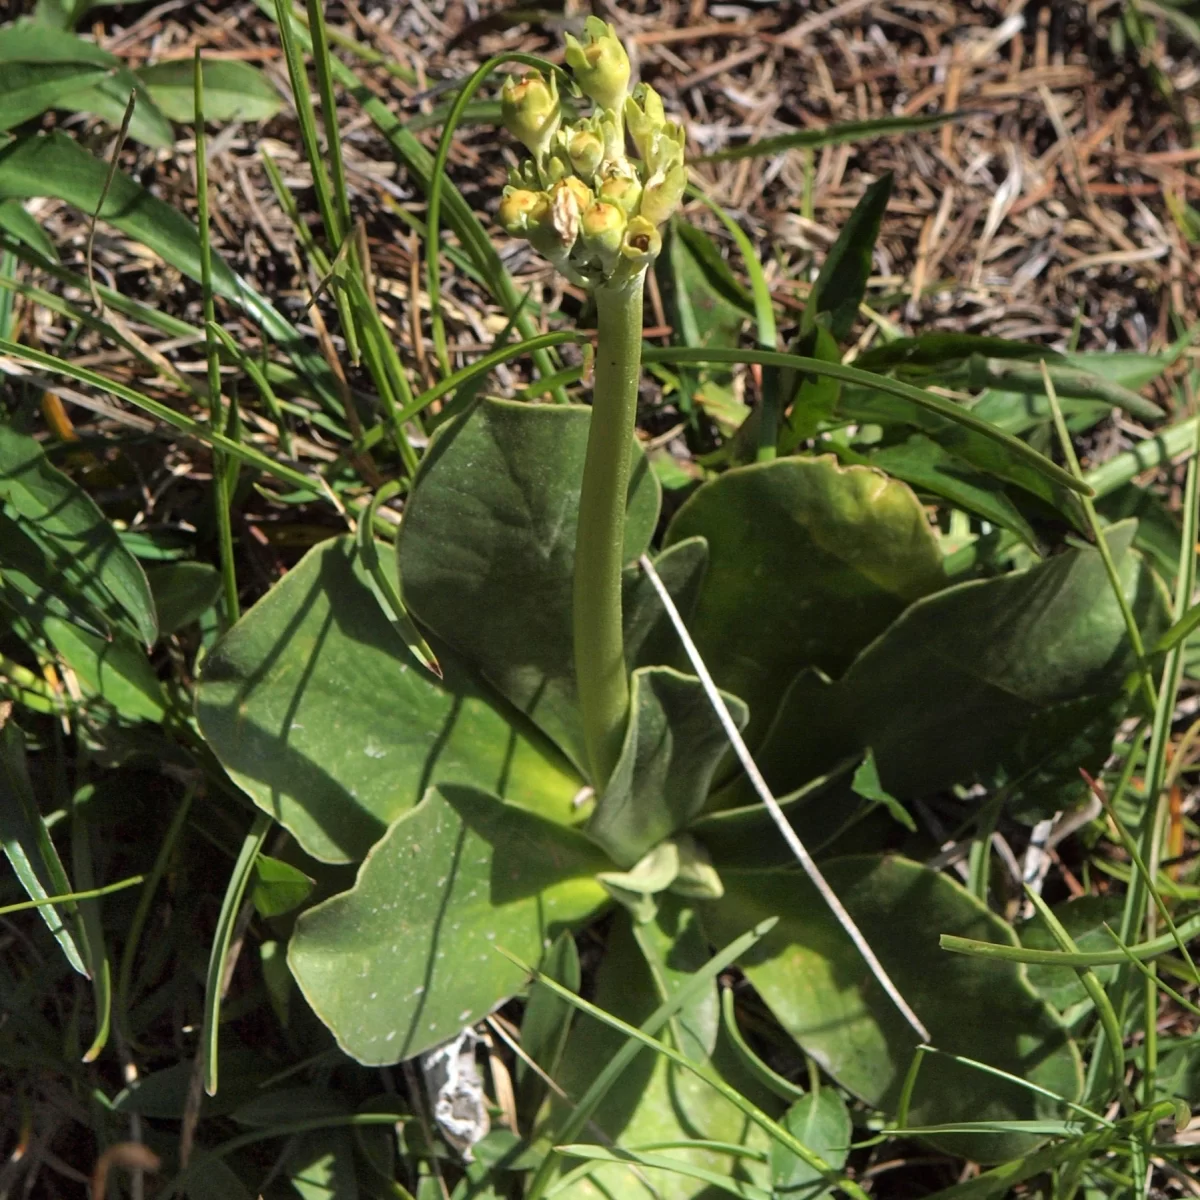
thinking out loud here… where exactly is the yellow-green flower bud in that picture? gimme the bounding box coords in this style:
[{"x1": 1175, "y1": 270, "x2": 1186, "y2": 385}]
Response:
[
  {"x1": 639, "y1": 162, "x2": 687, "y2": 225},
  {"x1": 498, "y1": 187, "x2": 549, "y2": 236},
  {"x1": 564, "y1": 16, "x2": 631, "y2": 112},
  {"x1": 568, "y1": 128, "x2": 605, "y2": 177},
  {"x1": 501, "y1": 70, "x2": 560, "y2": 159},
  {"x1": 624, "y1": 83, "x2": 666, "y2": 161},
  {"x1": 598, "y1": 171, "x2": 642, "y2": 214},
  {"x1": 620, "y1": 215, "x2": 662, "y2": 265},
  {"x1": 580, "y1": 200, "x2": 627, "y2": 263}
]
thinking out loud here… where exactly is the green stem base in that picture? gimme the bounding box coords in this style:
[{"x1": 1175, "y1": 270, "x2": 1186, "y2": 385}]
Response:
[{"x1": 574, "y1": 273, "x2": 646, "y2": 788}]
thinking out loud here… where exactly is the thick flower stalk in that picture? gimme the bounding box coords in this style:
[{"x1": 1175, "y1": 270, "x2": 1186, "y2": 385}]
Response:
[{"x1": 500, "y1": 19, "x2": 687, "y2": 788}]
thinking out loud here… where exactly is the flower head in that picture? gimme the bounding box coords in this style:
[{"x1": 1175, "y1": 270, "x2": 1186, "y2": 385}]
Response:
[{"x1": 498, "y1": 23, "x2": 684, "y2": 287}]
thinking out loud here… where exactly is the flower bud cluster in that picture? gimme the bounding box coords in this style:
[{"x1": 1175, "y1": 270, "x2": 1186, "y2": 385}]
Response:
[{"x1": 498, "y1": 17, "x2": 685, "y2": 288}]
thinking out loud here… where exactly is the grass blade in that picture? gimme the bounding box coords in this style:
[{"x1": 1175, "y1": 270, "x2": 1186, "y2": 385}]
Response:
[
  {"x1": 694, "y1": 111, "x2": 969, "y2": 164},
  {"x1": 202, "y1": 811, "x2": 271, "y2": 1095}
]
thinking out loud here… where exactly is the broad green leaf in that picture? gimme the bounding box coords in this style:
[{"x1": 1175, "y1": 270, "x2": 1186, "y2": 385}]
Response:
[
  {"x1": 850, "y1": 748, "x2": 915, "y2": 832},
  {"x1": 197, "y1": 536, "x2": 581, "y2": 864},
  {"x1": 287, "y1": 1129, "x2": 359, "y2": 1200},
  {"x1": 663, "y1": 455, "x2": 943, "y2": 741},
  {"x1": 771, "y1": 1089, "x2": 851, "y2": 1199},
  {"x1": 0, "y1": 197, "x2": 58, "y2": 261},
  {"x1": 146, "y1": 560, "x2": 221, "y2": 635},
  {"x1": 287, "y1": 784, "x2": 609, "y2": 1064},
  {"x1": 231, "y1": 1087, "x2": 349, "y2": 1127},
  {"x1": 32, "y1": 0, "x2": 128, "y2": 28},
  {"x1": 1086, "y1": 416, "x2": 1198, "y2": 499},
  {"x1": 0, "y1": 422, "x2": 157, "y2": 645},
  {"x1": 855, "y1": 335, "x2": 1068, "y2": 374},
  {"x1": 137, "y1": 58, "x2": 282, "y2": 123},
  {"x1": 779, "y1": 322, "x2": 841, "y2": 452},
  {"x1": 250, "y1": 853, "x2": 314, "y2": 919},
  {"x1": 0, "y1": 132, "x2": 339, "y2": 404},
  {"x1": 180, "y1": 1156, "x2": 256, "y2": 1200},
  {"x1": 4, "y1": 592, "x2": 166, "y2": 722},
  {"x1": 399, "y1": 398, "x2": 660, "y2": 775},
  {"x1": 622, "y1": 537, "x2": 708, "y2": 672},
  {"x1": 0, "y1": 60, "x2": 108, "y2": 131},
  {"x1": 743, "y1": 520, "x2": 1168, "y2": 802},
  {"x1": 845, "y1": 433, "x2": 1039, "y2": 546},
  {"x1": 551, "y1": 907, "x2": 771, "y2": 1200},
  {"x1": 701, "y1": 856, "x2": 1083, "y2": 1162},
  {"x1": 695, "y1": 764, "x2": 858, "y2": 868},
  {"x1": 659, "y1": 222, "x2": 747, "y2": 438},
  {"x1": 0, "y1": 721, "x2": 86, "y2": 974},
  {"x1": 0, "y1": 510, "x2": 111, "y2": 636},
  {"x1": 52, "y1": 75, "x2": 174, "y2": 149},
  {"x1": 970, "y1": 346, "x2": 1184, "y2": 435},
  {"x1": 0, "y1": 21, "x2": 171, "y2": 145},
  {"x1": 587, "y1": 666, "x2": 747, "y2": 869},
  {"x1": 801, "y1": 174, "x2": 892, "y2": 344},
  {"x1": 837, "y1": 386, "x2": 1087, "y2": 530}
]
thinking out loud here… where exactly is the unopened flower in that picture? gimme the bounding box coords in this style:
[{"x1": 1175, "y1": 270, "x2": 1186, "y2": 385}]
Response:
[
  {"x1": 580, "y1": 200, "x2": 627, "y2": 269},
  {"x1": 501, "y1": 70, "x2": 560, "y2": 159},
  {"x1": 624, "y1": 83, "x2": 667, "y2": 161},
  {"x1": 598, "y1": 171, "x2": 642, "y2": 215},
  {"x1": 564, "y1": 17, "x2": 631, "y2": 112},
  {"x1": 639, "y1": 162, "x2": 688, "y2": 225},
  {"x1": 498, "y1": 187, "x2": 549, "y2": 236},
  {"x1": 568, "y1": 128, "x2": 605, "y2": 177}
]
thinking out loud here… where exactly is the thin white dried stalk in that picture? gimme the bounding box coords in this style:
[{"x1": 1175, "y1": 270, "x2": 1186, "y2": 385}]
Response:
[{"x1": 637, "y1": 553, "x2": 931, "y2": 1043}]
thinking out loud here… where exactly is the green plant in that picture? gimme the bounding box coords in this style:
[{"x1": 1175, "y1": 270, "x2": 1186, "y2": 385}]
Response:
[
  {"x1": 0, "y1": 11, "x2": 281, "y2": 149},
  {"x1": 3, "y1": 7, "x2": 1199, "y2": 1197},
  {"x1": 180, "y1": 18, "x2": 1177, "y2": 1197}
]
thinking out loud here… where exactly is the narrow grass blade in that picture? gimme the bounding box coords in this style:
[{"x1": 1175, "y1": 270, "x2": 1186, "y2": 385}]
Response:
[
  {"x1": 303, "y1": 0, "x2": 351, "y2": 238},
  {"x1": 0, "y1": 874, "x2": 142, "y2": 917},
  {"x1": 202, "y1": 812, "x2": 271, "y2": 1095},
  {"x1": 0, "y1": 720, "x2": 86, "y2": 975},
  {"x1": 642, "y1": 347, "x2": 1090, "y2": 494},
  {"x1": 72, "y1": 786, "x2": 112, "y2": 1063},
  {"x1": 504, "y1": 937, "x2": 872, "y2": 1200},
  {"x1": 0, "y1": 339, "x2": 323, "y2": 496},
  {"x1": 253, "y1": 0, "x2": 566, "y2": 399},
  {"x1": 1083, "y1": 772, "x2": 1199, "y2": 984},
  {"x1": 1102, "y1": 923, "x2": 1200, "y2": 1018},
  {"x1": 425, "y1": 51, "x2": 564, "y2": 373},
  {"x1": 194, "y1": 52, "x2": 239, "y2": 629},
  {"x1": 205, "y1": 322, "x2": 293, "y2": 458},
  {"x1": 357, "y1": 482, "x2": 440, "y2": 678},
  {"x1": 1043, "y1": 362, "x2": 1156, "y2": 709},
  {"x1": 553, "y1": 1145, "x2": 772, "y2": 1200},
  {"x1": 638, "y1": 553, "x2": 930, "y2": 1044},
  {"x1": 0, "y1": 132, "x2": 342, "y2": 407},
  {"x1": 940, "y1": 910, "x2": 1200, "y2": 966},
  {"x1": 920, "y1": 1100, "x2": 1177, "y2": 1200},
  {"x1": 116, "y1": 786, "x2": 193, "y2": 1042},
  {"x1": 694, "y1": 111, "x2": 969, "y2": 163},
  {"x1": 719, "y1": 987, "x2": 806, "y2": 1103},
  {"x1": 516, "y1": 919, "x2": 780, "y2": 1200},
  {"x1": 1024, "y1": 887, "x2": 1128, "y2": 1108}
]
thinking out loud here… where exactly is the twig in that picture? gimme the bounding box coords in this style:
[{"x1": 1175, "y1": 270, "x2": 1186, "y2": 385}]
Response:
[{"x1": 637, "y1": 553, "x2": 931, "y2": 1043}]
